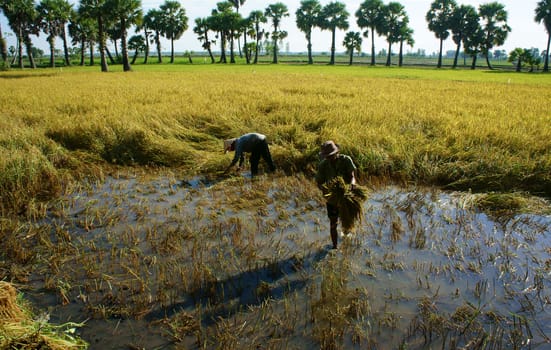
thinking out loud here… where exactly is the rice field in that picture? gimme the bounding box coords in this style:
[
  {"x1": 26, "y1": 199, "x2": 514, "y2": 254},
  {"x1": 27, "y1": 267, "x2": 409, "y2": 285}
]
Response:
[{"x1": 1, "y1": 65, "x2": 551, "y2": 349}]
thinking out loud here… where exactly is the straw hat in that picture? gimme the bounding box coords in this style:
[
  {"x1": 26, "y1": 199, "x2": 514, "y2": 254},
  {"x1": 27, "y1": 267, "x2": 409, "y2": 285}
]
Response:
[
  {"x1": 320, "y1": 140, "x2": 339, "y2": 157},
  {"x1": 224, "y1": 138, "x2": 236, "y2": 153}
]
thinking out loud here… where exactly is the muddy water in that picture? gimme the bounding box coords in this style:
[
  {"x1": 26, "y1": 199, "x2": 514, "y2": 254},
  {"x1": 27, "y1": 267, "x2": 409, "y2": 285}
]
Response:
[{"x1": 27, "y1": 171, "x2": 551, "y2": 349}]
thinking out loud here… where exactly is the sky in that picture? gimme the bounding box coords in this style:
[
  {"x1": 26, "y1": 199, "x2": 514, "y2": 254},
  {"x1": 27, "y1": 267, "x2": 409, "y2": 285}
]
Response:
[{"x1": 1, "y1": 0, "x2": 548, "y2": 57}]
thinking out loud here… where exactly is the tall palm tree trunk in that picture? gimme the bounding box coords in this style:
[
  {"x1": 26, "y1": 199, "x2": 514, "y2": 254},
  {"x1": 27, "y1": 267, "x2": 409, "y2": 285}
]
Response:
[
  {"x1": 170, "y1": 37, "x2": 175, "y2": 63},
  {"x1": 437, "y1": 38, "x2": 443, "y2": 68},
  {"x1": 98, "y1": 16, "x2": 108, "y2": 72},
  {"x1": 307, "y1": 32, "x2": 313, "y2": 64},
  {"x1": 370, "y1": 27, "x2": 376, "y2": 65},
  {"x1": 330, "y1": 29, "x2": 336, "y2": 65},
  {"x1": 121, "y1": 20, "x2": 131, "y2": 71},
  {"x1": 386, "y1": 41, "x2": 391, "y2": 66},
  {"x1": 24, "y1": 36, "x2": 36, "y2": 68},
  {"x1": 143, "y1": 29, "x2": 149, "y2": 64},
  {"x1": 453, "y1": 41, "x2": 461, "y2": 68},
  {"x1": 544, "y1": 33, "x2": 550, "y2": 72},
  {"x1": 61, "y1": 27, "x2": 71, "y2": 66},
  {"x1": 48, "y1": 35, "x2": 56, "y2": 68}
]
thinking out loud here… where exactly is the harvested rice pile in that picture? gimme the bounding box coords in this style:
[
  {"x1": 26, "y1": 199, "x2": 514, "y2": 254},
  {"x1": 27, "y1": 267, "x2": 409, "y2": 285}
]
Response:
[
  {"x1": 0, "y1": 281, "x2": 88, "y2": 349},
  {"x1": 323, "y1": 176, "x2": 369, "y2": 232}
]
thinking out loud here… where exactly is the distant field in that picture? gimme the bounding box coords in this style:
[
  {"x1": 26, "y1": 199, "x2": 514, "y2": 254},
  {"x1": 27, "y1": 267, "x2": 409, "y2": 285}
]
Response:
[{"x1": 1, "y1": 64, "x2": 550, "y2": 214}]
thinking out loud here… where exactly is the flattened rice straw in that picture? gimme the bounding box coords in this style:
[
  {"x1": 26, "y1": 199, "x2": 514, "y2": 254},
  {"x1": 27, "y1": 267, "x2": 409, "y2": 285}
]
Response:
[
  {"x1": 323, "y1": 176, "x2": 369, "y2": 232},
  {"x1": 0, "y1": 281, "x2": 88, "y2": 349}
]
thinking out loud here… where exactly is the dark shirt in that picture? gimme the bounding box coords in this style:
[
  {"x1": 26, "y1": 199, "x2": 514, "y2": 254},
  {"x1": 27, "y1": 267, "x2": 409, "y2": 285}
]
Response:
[
  {"x1": 315, "y1": 154, "x2": 356, "y2": 191},
  {"x1": 230, "y1": 133, "x2": 266, "y2": 167}
]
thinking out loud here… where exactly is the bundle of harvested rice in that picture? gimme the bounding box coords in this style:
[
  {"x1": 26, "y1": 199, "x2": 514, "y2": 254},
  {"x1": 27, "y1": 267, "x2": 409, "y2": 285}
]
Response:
[
  {"x1": 323, "y1": 176, "x2": 369, "y2": 232},
  {"x1": 0, "y1": 281, "x2": 24, "y2": 322},
  {"x1": 0, "y1": 281, "x2": 88, "y2": 349}
]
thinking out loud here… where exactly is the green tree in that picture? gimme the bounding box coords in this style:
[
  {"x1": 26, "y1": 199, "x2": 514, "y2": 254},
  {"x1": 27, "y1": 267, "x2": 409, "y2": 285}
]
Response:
[
  {"x1": 397, "y1": 22, "x2": 414, "y2": 67},
  {"x1": 2, "y1": 0, "x2": 40, "y2": 68},
  {"x1": 450, "y1": 4, "x2": 478, "y2": 68},
  {"x1": 209, "y1": 2, "x2": 234, "y2": 64},
  {"x1": 105, "y1": 0, "x2": 142, "y2": 71},
  {"x1": 228, "y1": 0, "x2": 246, "y2": 58},
  {"x1": 127, "y1": 34, "x2": 145, "y2": 64},
  {"x1": 265, "y1": 2, "x2": 289, "y2": 64},
  {"x1": 319, "y1": 1, "x2": 349, "y2": 65},
  {"x1": 343, "y1": 31, "x2": 361, "y2": 65},
  {"x1": 380, "y1": 2, "x2": 407, "y2": 66},
  {"x1": 478, "y1": 2, "x2": 510, "y2": 70},
  {"x1": 69, "y1": 11, "x2": 97, "y2": 66},
  {"x1": 535, "y1": 0, "x2": 551, "y2": 72},
  {"x1": 159, "y1": 0, "x2": 187, "y2": 64},
  {"x1": 463, "y1": 19, "x2": 483, "y2": 69},
  {"x1": 296, "y1": 0, "x2": 322, "y2": 65},
  {"x1": 508, "y1": 47, "x2": 530, "y2": 72},
  {"x1": 194, "y1": 17, "x2": 215, "y2": 63},
  {"x1": 80, "y1": 0, "x2": 109, "y2": 71},
  {"x1": 0, "y1": 0, "x2": 9, "y2": 68},
  {"x1": 37, "y1": 0, "x2": 73, "y2": 67},
  {"x1": 248, "y1": 10, "x2": 266, "y2": 64},
  {"x1": 356, "y1": 0, "x2": 384, "y2": 65},
  {"x1": 426, "y1": 0, "x2": 456, "y2": 68},
  {"x1": 143, "y1": 9, "x2": 163, "y2": 63}
]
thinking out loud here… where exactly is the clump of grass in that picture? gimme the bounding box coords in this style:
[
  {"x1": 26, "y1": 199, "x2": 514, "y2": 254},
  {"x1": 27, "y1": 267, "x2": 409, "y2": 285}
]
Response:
[
  {"x1": 0, "y1": 281, "x2": 88, "y2": 349},
  {"x1": 473, "y1": 192, "x2": 527, "y2": 214},
  {"x1": 323, "y1": 176, "x2": 369, "y2": 232}
]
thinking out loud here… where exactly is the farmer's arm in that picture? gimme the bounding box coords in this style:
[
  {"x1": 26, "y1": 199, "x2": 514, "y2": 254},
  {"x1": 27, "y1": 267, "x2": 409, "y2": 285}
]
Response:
[{"x1": 226, "y1": 141, "x2": 243, "y2": 171}]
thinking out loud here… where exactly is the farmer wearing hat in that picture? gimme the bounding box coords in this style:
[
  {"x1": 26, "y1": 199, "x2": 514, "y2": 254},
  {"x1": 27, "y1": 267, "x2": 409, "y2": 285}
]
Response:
[
  {"x1": 315, "y1": 140, "x2": 357, "y2": 249},
  {"x1": 224, "y1": 132, "x2": 276, "y2": 177}
]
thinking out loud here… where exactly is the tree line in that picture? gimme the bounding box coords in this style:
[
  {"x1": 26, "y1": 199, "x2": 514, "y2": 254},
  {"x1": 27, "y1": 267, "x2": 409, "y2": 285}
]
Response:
[{"x1": 1, "y1": 0, "x2": 550, "y2": 72}]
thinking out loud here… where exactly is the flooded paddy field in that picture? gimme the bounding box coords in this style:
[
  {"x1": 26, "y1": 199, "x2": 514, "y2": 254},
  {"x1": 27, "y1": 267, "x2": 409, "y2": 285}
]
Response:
[{"x1": 15, "y1": 170, "x2": 551, "y2": 349}]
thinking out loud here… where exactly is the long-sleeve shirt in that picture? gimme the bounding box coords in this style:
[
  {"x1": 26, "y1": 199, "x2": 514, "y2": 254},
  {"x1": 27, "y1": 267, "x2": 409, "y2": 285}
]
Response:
[{"x1": 230, "y1": 133, "x2": 267, "y2": 167}]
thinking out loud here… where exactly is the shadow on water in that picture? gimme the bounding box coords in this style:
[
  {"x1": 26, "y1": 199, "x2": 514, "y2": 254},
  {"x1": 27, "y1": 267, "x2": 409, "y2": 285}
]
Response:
[{"x1": 146, "y1": 248, "x2": 329, "y2": 325}]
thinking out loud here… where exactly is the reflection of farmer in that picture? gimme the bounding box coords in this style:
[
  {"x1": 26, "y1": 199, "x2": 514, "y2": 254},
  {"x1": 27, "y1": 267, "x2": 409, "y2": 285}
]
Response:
[
  {"x1": 224, "y1": 133, "x2": 276, "y2": 177},
  {"x1": 315, "y1": 140, "x2": 357, "y2": 249}
]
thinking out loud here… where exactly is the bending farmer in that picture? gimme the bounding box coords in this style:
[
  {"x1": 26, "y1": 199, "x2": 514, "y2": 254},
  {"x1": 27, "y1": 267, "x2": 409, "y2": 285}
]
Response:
[
  {"x1": 224, "y1": 133, "x2": 276, "y2": 177},
  {"x1": 315, "y1": 140, "x2": 357, "y2": 249}
]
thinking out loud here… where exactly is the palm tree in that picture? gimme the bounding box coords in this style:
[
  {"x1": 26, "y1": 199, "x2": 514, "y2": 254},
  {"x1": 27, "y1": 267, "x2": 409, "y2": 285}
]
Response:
[
  {"x1": 79, "y1": 0, "x2": 109, "y2": 71},
  {"x1": 209, "y1": 2, "x2": 234, "y2": 64},
  {"x1": 296, "y1": 0, "x2": 322, "y2": 65},
  {"x1": 478, "y1": 2, "x2": 510, "y2": 70},
  {"x1": 159, "y1": 0, "x2": 187, "y2": 64},
  {"x1": 319, "y1": 1, "x2": 349, "y2": 65},
  {"x1": 449, "y1": 4, "x2": 478, "y2": 68},
  {"x1": 356, "y1": 0, "x2": 384, "y2": 66},
  {"x1": 426, "y1": 0, "x2": 457, "y2": 68},
  {"x1": 343, "y1": 31, "x2": 361, "y2": 65},
  {"x1": 143, "y1": 9, "x2": 163, "y2": 63},
  {"x1": 228, "y1": 0, "x2": 246, "y2": 57},
  {"x1": 265, "y1": 2, "x2": 289, "y2": 64},
  {"x1": 38, "y1": 0, "x2": 73, "y2": 67},
  {"x1": 508, "y1": 47, "x2": 529, "y2": 72},
  {"x1": 463, "y1": 20, "x2": 483, "y2": 69},
  {"x1": 397, "y1": 23, "x2": 414, "y2": 67},
  {"x1": 68, "y1": 14, "x2": 96, "y2": 66},
  {"x1": 105, "y1": 0, "x2": 142, "y2": 71},
  {"x1": 128, "y1": 34, "x2": 145, "y2": 64},
  {"x1": 248, "y1": 10, "x2": 266, "y2": 64},
  {"x1": 535, "y1": 0, "x2": 551, "y2": 72},
  {"x1": 380, "y1": 2, "x2": 407, "y2": 66},
  {"x1": 2, "y1": 0, "x2": 39, "y2": 68},
  {"x1": 194, "y1": 17, "x2": 215, "y2": 63}
]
